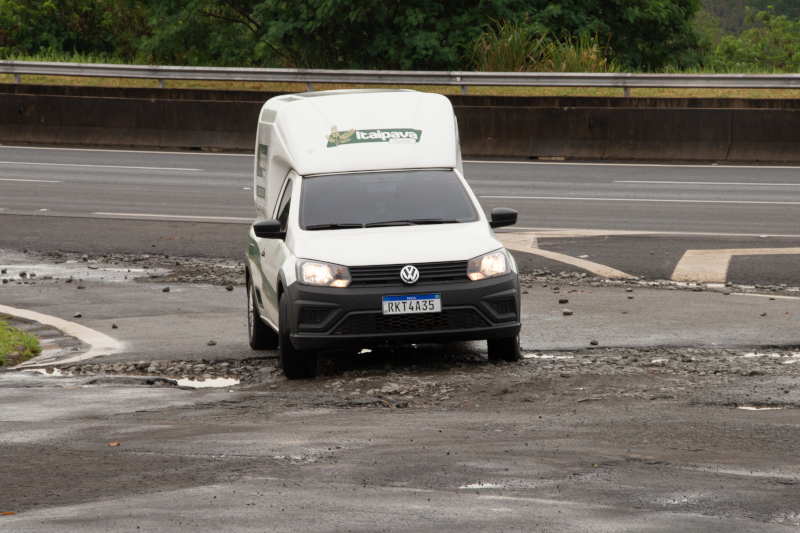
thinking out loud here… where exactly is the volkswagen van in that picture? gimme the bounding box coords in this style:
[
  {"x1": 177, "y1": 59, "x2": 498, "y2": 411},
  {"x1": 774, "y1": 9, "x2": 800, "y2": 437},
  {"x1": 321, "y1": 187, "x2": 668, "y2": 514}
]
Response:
[{"x1": 246, "y1": 90, "x2": 521, "y2": 379}]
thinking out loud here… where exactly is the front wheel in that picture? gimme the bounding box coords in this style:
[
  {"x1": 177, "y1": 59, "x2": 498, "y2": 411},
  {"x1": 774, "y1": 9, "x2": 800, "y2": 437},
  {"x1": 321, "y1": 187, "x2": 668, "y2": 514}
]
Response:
[
  {"x1": 487, "y1": 334, "x2": 521, "y2": 362},
  {"x1": 279, "y1": 293, "x2": 318, "y2": 379},
  {"x1": 248, "y1": 277, "x2": 278, "y2": 350}
]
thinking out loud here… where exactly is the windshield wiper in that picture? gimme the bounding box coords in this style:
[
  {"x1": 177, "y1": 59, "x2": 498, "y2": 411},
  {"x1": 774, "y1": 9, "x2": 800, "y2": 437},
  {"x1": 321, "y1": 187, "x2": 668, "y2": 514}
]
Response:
[
  {"x1": 409, "y1": 218, "x2": 459, "y2": 225},
  {"x1": 365, "y1": 218, "x2": 460, "y2": 228},
  {"x1": 304, "y1": 223, "x2": 364, "y2": 231}
]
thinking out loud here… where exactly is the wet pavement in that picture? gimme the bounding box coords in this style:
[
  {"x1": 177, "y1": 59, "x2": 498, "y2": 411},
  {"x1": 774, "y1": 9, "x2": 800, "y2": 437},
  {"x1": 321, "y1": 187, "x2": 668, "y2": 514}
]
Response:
[{"x1": 2, "y1": 250, "x2": 800, "y2": 531}]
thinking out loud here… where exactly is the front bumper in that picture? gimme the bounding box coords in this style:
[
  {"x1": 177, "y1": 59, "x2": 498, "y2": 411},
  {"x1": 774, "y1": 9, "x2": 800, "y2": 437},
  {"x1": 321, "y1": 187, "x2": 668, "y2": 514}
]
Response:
[{"x1": 285, "y1": 274, "x2": 521, "y2": 350}]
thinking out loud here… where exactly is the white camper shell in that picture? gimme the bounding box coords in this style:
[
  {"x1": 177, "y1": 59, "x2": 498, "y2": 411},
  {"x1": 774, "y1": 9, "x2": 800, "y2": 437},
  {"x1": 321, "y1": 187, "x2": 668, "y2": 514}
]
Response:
[
  {"x1": 246, "y1": 90, "x2": 521, "y2": 379},
  {"x1": 253, "y1": 90, "x2": 464, "y2": 219}
]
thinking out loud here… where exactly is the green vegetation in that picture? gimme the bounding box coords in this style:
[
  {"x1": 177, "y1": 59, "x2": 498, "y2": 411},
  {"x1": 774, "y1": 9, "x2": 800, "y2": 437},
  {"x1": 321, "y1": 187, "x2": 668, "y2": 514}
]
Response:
[
  {"x1": 466, "y1": 20, "x2": 617, "y2": 73},
  {"x1": 701, "y1": 0, "x2": 800, "y2": 33},
  {"x1": 1, "y1": 0, "x2": 700, "y2": 71},
  {"x1": 0, "y1": 0, "x2": 797, "y2": 74},
  {"x1": 713, "y1": 8, "x2": 800, "y2": 71},
  {"x1": 466, "y1": 19, "x2": 552, "y2": 72},
  {"x1": 546, "y1": 31, "x2": 619, "y2": 73},
  {"x1": 0, "y1": 316, "x2": 41, "y2": 366},
  {"x1": 693, "y1": 4, "x2": 800, "y2": 73},
  {"x1": 0, "y1": 0, "x2": 148, "y2": 61}
]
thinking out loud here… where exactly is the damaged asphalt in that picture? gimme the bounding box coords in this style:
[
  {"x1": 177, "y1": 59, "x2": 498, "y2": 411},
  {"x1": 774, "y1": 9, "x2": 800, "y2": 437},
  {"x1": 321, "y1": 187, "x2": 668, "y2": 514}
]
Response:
[{"x1": 1, "y1": 249, "x2": 800, "y2": 531}]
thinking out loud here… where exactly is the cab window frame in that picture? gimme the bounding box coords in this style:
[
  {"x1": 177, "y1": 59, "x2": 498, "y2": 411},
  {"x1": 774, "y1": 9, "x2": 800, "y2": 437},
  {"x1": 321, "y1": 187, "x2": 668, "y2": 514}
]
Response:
[{"x1": 275, "y1": 177, "x2": 293, "y2": 232}]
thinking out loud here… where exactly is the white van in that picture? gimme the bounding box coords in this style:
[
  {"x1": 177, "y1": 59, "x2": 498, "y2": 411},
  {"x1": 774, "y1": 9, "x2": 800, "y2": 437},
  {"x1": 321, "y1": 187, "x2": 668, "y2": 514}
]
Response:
[{"x1": 246, "y1": 89, "x2": 521, "y2": 379}]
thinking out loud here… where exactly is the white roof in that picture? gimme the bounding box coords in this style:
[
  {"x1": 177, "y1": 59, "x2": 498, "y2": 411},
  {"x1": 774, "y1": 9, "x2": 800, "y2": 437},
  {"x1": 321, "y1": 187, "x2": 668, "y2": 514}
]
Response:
[{"x1": 260, "y1": 90, "x2": 457, "y2": 176}]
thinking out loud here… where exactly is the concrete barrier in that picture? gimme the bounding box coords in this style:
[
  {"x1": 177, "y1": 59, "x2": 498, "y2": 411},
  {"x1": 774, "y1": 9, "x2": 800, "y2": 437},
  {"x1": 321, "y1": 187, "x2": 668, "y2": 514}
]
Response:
[
  {"x1": 1, "y1": 84, "x2": 798, "y2": 161},
  {"x1": 0, "y1": 92, "x2": 262, "y2": 150},
  {"x1": 457, "y1": 106, "x2": 800, "y2": 162}
]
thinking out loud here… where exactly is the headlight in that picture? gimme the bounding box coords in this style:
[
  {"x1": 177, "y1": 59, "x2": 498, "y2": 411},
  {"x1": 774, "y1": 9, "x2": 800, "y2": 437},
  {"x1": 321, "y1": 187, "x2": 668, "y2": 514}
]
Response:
[
  {"x1": 297, "y1": 260, "x2": 351, "y2": 288},
  {"x1": 467, "y1": 249, "x2": 509, "y2": 281}
]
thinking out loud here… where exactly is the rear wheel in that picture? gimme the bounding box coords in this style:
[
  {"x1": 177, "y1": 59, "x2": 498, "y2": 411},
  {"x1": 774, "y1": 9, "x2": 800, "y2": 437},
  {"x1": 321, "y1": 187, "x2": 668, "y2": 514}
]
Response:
[
  {"x1": 487, "y1": 334, "x2": 521, "y2": 362},
  {"x1": 279, "y1": 293, "x2": 318, "y2": 379},
  {"x1": 248, "y1": 277, "x2": 278, "y2": 350}
]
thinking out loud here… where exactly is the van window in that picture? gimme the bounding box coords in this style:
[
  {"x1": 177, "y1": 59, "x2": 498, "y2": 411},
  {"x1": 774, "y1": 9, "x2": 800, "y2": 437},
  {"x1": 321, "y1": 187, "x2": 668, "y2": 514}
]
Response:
[
  {"x1": 276, "y1": 179, "x2": 292, "y2": 231},
  {"x1": 299, "y1": 170, "x2": 478, "y2": 230}
]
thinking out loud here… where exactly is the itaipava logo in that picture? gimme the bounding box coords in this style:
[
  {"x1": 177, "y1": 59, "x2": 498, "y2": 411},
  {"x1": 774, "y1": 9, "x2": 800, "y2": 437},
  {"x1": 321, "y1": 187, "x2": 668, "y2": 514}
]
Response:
[
  {"x1": 326, "y1": 127, "x2": 422, "y2": 148},
  {"x1": 325, "y1": 126, "x2": 356, "y2": 147}
]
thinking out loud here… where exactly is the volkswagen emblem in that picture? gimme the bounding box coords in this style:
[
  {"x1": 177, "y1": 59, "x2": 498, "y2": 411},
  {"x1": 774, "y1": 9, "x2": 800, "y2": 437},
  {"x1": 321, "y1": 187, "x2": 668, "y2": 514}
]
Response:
[{"x1": 400, "y1": 265, "x2": 419, "y2": 284}]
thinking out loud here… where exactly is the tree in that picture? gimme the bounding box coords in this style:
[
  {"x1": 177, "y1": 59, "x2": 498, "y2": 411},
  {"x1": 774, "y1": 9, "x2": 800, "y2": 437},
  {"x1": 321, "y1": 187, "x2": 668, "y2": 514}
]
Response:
[
  {"x1": 714, "y1": 8, "x2": 800, "y2": 72},
  {"x1": 2, "y1": 0, "x2": 704, "y2": 70},
  {"x1": 143, "y1": 0, "x2": 702, "y2": 70},
  {"x1": 0, "y1": 0, "x2": 148, "y2": 59},
  {"x1": 521, "y1": 0, "x2": 702, "y2": 69}
]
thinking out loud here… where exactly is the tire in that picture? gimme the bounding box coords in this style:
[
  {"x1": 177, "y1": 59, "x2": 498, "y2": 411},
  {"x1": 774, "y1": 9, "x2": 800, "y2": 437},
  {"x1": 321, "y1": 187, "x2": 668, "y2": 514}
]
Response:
[
  {"x1": 279, "y1": 293, "x2": 318, "y2": 379},
  {"x1": 487, "y1": 334, "x2": 522, "y2": 362},
  {"x1": 248, "y1": 277, "x2": 278, "y2": 350}
]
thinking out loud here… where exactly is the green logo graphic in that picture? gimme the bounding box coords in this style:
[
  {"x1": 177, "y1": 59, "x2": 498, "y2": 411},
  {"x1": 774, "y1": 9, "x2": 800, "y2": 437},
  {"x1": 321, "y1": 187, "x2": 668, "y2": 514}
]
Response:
[
  {"x1": 326, "y1": 127, "x2": 422, "y2": 148},
  {"x1": 325, "y1": 126, "x2": 355, "y2": 147}
]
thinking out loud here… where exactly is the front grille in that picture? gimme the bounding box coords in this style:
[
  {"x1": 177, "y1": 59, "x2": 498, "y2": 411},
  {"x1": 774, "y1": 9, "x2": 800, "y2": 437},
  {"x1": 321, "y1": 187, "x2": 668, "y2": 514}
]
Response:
[
  {"x1": 489, "y1": 298, "x2": 516, "y2": 315},
  {"x1": 333, "y1": 308, "x2": 488, "y2": 335},
  {"x1": 349, "y1": 261, "x2": 469, "y2": 286},
  {"x1": 298, "y1": 308, "x2": 332, "y2": 325}
]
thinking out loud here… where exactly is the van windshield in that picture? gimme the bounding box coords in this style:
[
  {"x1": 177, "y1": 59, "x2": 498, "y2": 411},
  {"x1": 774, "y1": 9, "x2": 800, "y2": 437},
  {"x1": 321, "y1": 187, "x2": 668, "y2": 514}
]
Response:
[{"x1": 299, "y1": 170, "x2": 479, "y2": 230}]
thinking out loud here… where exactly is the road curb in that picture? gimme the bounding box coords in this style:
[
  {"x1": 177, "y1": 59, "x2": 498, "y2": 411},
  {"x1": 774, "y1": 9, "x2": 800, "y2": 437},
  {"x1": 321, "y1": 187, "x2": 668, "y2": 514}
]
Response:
[{"x1": 0, "y1": 304, "x2": 122, "y2": 366}]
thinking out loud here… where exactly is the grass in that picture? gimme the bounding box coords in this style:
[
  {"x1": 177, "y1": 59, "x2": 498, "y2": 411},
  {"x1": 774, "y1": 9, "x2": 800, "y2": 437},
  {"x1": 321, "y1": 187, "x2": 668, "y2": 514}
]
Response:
[
  {"x1": 1, "y1": 50, "x2": 132, "y2": 64},
  {"x1": 0, "y1": 316, "x2": 41, "y2": 366},
  {"x1": 1, "y1": 73, "x2": 799, "y2": 99}
]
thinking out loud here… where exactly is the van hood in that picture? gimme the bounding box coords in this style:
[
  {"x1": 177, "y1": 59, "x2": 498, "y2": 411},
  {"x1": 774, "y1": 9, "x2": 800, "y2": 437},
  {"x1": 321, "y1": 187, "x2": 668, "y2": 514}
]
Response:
[{"x1": 289, "y1": 222, "x2": 504, "y2": 267}]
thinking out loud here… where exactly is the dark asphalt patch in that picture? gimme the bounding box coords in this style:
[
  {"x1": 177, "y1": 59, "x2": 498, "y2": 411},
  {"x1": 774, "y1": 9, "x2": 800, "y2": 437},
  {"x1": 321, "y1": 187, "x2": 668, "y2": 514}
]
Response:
[
  {"x1": 507, "y1": 250, "x2": 594, "y2": 277},
  {"x1": 3, "y1": 213, "x2": 800, "y2": 286},
  {"x1": 0, "y1": 214, "x2": 245, "y2": 259},
  {"x1": 728, "y1": 254, "x2": 800, "y2": 287},
  {"x1": 537, "y1": 234, "x2": 800, "y2": 284}
]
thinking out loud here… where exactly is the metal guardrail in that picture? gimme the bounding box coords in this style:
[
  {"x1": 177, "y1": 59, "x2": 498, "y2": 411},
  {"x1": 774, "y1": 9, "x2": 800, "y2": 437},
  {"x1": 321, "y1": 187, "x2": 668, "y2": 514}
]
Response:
[{"x1": 2, "y1": 60, "x2": 800, "y2": 96}]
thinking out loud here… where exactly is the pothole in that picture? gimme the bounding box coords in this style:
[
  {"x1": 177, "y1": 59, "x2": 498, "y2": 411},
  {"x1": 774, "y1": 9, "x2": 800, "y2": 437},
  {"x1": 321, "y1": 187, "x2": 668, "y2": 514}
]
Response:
[
  {"x1": 22, "y1": 368, "x2": 66, "y2": 377},
  {"x1": 1, "y1": 260, "x2": 162, "y2": 284},
  {"x1": 176, "y1": 377, "x2": 240, "y2": 388}
]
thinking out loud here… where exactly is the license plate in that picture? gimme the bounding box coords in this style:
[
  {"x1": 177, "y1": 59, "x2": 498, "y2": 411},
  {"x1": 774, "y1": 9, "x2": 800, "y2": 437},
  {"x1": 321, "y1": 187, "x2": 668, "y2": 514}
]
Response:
[{"x1": 382, "y1": 294, "x2": 441, "y2": 315}]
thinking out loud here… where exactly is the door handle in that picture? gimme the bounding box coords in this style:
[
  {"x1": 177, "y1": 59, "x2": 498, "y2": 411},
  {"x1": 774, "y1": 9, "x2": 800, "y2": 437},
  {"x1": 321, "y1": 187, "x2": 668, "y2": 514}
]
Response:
[{"x1": 261, "y1": 251, "x2": 265, "y2": 257}]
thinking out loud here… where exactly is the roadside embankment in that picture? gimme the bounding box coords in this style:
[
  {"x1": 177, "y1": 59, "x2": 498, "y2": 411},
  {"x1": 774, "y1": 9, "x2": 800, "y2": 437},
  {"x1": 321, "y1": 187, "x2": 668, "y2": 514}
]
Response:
[{"x1": 1, "y1": 83, "x2": 798, "y2": 162}]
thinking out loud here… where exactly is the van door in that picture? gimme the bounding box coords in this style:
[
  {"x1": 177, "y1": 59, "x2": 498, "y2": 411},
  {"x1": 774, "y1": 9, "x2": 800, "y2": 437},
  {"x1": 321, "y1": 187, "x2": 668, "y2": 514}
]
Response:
[{"x1": 259, "y1": 172, "x2": 295, "y2": 325}]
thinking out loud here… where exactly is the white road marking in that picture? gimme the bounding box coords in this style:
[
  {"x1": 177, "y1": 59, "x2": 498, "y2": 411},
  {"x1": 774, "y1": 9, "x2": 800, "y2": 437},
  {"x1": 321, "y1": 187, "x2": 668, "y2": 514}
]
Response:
[
  {"x1": 0, "y1": 145, "x2": 252, "y2": 157},
  {"x1": 93, "y1": 212, "x2": 253, "y2": 221},
  {"x1": 499, "y1": 233, "x2": 632, "y2": 279},
  {"x1": 0, "y1": 304, "x2": 122, "y2": 366},
  {"x1": 0, "y1": 161, "x2": 201, "y2": 171},
  {"x1": 616, "y1": 180, "x2": 800, "y2": 186},
  {"x1": 482, "y1": 196, "x2": 800, "y2": 205},
  {"x1": 465, "y1": 160, "x2": 800, "y2": 170},
  {"x1": 732, "y1": 293, "x2": 800, "y2": 301},
  {"x1": 671, "y1": 248, "x2": 800, "y2": 282},
  {"x1": 500, "y1": 228, "x2": 800, "y2": 239},
  {"x1": 0, "y1": 177, "x2": 62, "y2": 183}
]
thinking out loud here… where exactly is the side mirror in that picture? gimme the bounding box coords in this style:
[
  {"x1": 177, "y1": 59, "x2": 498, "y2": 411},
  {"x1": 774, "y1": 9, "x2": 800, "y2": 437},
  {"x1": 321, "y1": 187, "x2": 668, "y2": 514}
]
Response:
[
  {"x1": 489, "y1": 208, "x2": 517, "y2": 229},
  {"x1": 253, "y1": 219, "x2": 286, "y2": 240}
]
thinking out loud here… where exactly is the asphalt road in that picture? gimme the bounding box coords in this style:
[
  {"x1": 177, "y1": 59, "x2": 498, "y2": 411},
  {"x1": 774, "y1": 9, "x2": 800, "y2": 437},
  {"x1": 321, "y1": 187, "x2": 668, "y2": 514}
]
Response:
[
  {"x1": 2, "y1": 269, "x2": 800, "y2": 532},
  {"x1": 4, "y1": 364, "x2": 799, "y2": 533},
  {"x1": 4, "y1": 257, "x2": 800, "y2": 360},
  {"x1": 4, "y1": 146, "x2": 800, "y2": 531},
  {"x1": 2, "y1": 145, "x2": 800, "y2": 284},
  {"x1": 2, "y1": 263, "x2": 800, "y2": 532}
]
